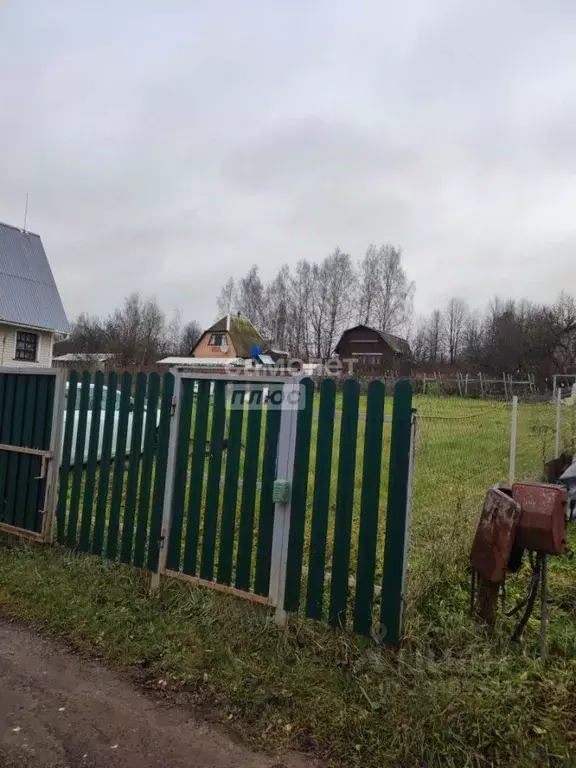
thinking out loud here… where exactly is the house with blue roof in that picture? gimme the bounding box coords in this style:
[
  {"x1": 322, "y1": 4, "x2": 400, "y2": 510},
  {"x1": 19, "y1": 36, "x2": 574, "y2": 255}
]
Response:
[{"x1": 0, "y1": 221, "x2": 69, "y2": 367}]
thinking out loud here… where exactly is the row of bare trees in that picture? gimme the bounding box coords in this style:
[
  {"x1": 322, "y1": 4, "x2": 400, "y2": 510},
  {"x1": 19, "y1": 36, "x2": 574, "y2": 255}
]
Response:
[
  {"x1": 216, "y1": 245, "x2": 414, "y2": 359},
  {"x1": 411, "y1": 293, "x2": 576, "y2": 378},
  {"x1": 61, "y1": 294, "x2": 203, "y2": 366}
]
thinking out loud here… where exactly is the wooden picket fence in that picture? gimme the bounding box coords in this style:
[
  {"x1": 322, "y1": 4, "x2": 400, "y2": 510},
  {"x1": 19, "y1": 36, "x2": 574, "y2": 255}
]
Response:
[{"x1": 55, "y1": 370, "x2": 414, "y2": 643}]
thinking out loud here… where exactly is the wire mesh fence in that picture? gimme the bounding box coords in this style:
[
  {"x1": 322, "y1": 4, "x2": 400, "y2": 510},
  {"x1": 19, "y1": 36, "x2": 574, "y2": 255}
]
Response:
[{"x1": 407, "y1": 392, "x2": 566, "y2": 620}]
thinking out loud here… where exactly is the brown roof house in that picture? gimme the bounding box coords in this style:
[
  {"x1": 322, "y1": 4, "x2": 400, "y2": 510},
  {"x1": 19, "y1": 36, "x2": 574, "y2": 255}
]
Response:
[
  {"x1": 334, "y1": 324, "x2": 411, "y2": 374},
  {"x1": 158, "y1": 314, "x2": 285, "y2": 369}
]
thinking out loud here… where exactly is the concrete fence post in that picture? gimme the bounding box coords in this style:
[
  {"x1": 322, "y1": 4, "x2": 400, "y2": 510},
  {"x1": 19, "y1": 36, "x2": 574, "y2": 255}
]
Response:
[
  {"x1": 509, "y1": 395, "x2": 518, "y2": 486},
  {"x1": 150, "y1": 370, "x2": 182, "y2": 593},
  {"x1": 555, "y1": 387, "x2": 562, "y2": 458}
]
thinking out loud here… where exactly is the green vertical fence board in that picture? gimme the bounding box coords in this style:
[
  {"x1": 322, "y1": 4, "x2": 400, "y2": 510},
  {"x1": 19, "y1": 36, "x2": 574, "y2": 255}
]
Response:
[
  {"x1": 199, "y1": 380, "x2": 226, "y2": 581},
  {"x1": 166, "y1": 378, "x2": 194, "y2": 571},
  {"x1": 305, "y1": 378, "x2": 336, "y2": 620},
  {"x1": 41, "y1": 375, "x2": 56, "y2": 450},
  {"x1": 37, "y1": 375, "x2": 56, "y2": 535},
  {"x1": 14, "y1": 376, "x2": 36, "y2": 529},
  {"x1": 254, "y1": 388, "x2": 282, "y2": 596},
  {"x1": 183, "y1": 379, "x2": 211, "y2": 576},
  {"x1": 217, "y1": 385, "x2": 244, "y2": 585},
  {"x1": 0, "y1": 375, "x2": 15, "y2": 525},
  {"x1": 380, "y1": 380, "x2": 413, "y2": 645},
  {"x1": 133, "y1": 373, "x2": 160, "y2": 568},
  {"x1": 147, "y1": 373, "x2": 174, "y2": 572},
  {"x1": 5, "y1": 376, "x2": 28, "y2": 528},
  {"x1": 284, "y1": 378, "x2": 314, "y2": 612},
  {"x1": 25, "y1": 377, "x2": 46, "y2": 532},
  {"x1": 93, "y1": 372, "x2": 118, "y2": 556},
  {"x1": 67, "y1": 371, "x2": 91, "y2": 547},
  {"x1": 0, "y1": 376, "x2": 7, "y2": 524},
  {"x1": 353, "y1": 380, "x2": 385, "y2": 635},
  {"x1": 328, "y1": 378, "x2": 360, "y2": 628},
  {"x1": 120, "y1": 372, "x2": 147, "y2": 564},
  {"x1": 235, "y1": 386, "x2": 263, "y2": 591},
  {"x1": 56, "y1": 372, "x2": 77, "y2": 542},
  {"x1": 78, "y1": 371, "x2": 104, "y2": 552},
  {"x1": 106, "y1": 372, "x2": 132, "y2": 560}
]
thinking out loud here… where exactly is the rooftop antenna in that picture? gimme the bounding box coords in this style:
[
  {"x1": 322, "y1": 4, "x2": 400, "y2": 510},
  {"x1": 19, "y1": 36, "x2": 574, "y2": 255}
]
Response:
[{"x1": 23, "y1": 193, "x2": 28, "y2": 231}]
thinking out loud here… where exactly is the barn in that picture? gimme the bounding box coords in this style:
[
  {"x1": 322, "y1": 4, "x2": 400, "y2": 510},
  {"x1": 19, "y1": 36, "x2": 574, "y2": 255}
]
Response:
[{"x1": 334, "y1": 325, "x2": 411, "y2": 374}]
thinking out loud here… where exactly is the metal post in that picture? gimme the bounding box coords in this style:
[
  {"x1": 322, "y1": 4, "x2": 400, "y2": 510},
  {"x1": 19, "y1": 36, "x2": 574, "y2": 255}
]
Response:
[
  {"x1": 400, "y1": 411, "x2": 417, "y2": 609},
  {"x1": 42, "y1": 369, "x2": 67, "y2": 543},
  {"x1": 540, "y1": 555, "x2": 548, "y2": 661},
  {"x1": 503, "y1": 372, "x2": 508, "y2": 399},
  {"x1": 552, "y1": 374, "x2": 557, "y2": 402},
  {"x1": 509, "y1": 395, "x2": 518, "y2": 486},
  {"x1": 150, "y1": 371, "x2": 182, "y2": 593},
  {"x1": 465, "y1": 373, "x2": 469, "y2": 397},
  {"x1": 555, "y1": 387, "x2": 562, "y2": 458},
  {"x1": 269, "y1": 377, "x2": 300, "y2": 625}
]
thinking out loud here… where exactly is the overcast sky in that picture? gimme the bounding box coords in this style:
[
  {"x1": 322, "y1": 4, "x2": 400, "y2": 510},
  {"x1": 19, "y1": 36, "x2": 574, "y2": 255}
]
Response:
[{"x1": 1, "y1": 1, "x2": 575, "y2": 329}]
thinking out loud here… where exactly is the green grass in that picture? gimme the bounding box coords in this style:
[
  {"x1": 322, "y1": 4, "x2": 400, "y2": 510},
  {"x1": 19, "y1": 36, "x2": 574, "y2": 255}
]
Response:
[
  {"x1": 0, "y1": 541, "x2": 575, "y2": 767},
  {"x1": 5, "y1": 393, "x2": 576, "y2": 765}
]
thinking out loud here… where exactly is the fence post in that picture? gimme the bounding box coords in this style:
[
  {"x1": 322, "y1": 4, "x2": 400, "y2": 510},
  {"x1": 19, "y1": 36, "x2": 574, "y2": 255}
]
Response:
[
  {"x1": 401, "y1": 410, "x2": 417, "y2": 602},
  {"x1": 269, "y1": 377, "x2": 300, "y2": 625},
  {"x1": 380, "y1": 380, "x2": 413, "y2": 645},
  {"x1": 509, "y1": 395, "x2": 518, "y2": 485},
  {"x1": 42, "y1": 368, "x2": 68, "y2": 543},
  {"x1": 150, "y1": 370, "x2": 182, "y2": 593},
  {"x1": 555, "y1": 387, "x2": 562, "y2": 458}
]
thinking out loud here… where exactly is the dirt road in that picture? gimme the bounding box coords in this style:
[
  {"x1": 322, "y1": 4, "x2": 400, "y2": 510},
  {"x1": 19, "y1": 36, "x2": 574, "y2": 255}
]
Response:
[{"x1": 0, "y1": 621, "x2": 314, "y2": 768}]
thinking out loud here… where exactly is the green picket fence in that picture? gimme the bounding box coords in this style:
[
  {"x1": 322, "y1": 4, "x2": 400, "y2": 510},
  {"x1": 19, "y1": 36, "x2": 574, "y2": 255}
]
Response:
[
  {"x1": 282, "y1": 378, "x2": 413, "y2": 639},
  {"x1": 56, "y1": 370, "x2": 174, "y2": 570},
  {"x1": 55, "y1": 370, "x2": 413, "y2": 643},
  {"x1": 163, "y1": 378, "x2": 284, "y2": 600},
  {"x1": 0, "y1": 371, "x2": 56, "y2": 534}
]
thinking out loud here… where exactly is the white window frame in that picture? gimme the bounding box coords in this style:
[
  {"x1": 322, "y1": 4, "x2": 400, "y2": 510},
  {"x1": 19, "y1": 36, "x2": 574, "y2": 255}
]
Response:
[{"x1": 209, "y1": 332, "x2": 226, "y2": 347}]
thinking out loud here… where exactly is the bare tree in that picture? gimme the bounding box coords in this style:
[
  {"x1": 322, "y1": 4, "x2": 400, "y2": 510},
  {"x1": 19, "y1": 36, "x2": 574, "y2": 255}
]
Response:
[
  {"x1": 375, "y1": 246, "x2": 414, "y2": 333},
  {"x1": 216, "y1": 277, "x2": 237, "y2": 316},
  {"x1": 357, "y1": 245, "x2": 414, "y2": 333},
  {"x1": 357, "y1": 245, "x2": 381, "y2": 325},
  {"x1": 237, "y1": 265, "x2": 266, "y2": 328},
  {"x1": 410, "y1": 316, "x2": 429, "y2": 364},
  {"x1": 67, "y1": 312, "x2": 108, "y2": 353},
  {"x1": 309, "y1": 260, "x2": 330, "y2": 359},
  {"x1": 323, "y1": 248, "x2": 355, "y2": 357},
  {"x1": 444, "y1": 297, "x2": 468, "y2": 364},
  {"x1": 426, "y1": 309, "x2": 443, "y2": 363},
  {"x1": 288, "y1": 260, "x2": 313, "y2": 358},
  {"x1": 68, "y1": 294, "x2": 202, "y2": 365},
  {"x1": 180, "y1": 320, "x2": 203, "y2": 354}
]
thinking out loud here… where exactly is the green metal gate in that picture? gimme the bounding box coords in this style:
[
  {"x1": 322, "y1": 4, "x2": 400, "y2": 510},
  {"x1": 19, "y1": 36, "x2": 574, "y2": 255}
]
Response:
[
  {"x1": 0, "y1": 368, "x2": 65, "y2": 541},
  {"x1": 154, "y1": 373, "x2": 293, "y2": 606},
  {"x1": 55, "y1": 369, "x2": 414, "y2": 645}
]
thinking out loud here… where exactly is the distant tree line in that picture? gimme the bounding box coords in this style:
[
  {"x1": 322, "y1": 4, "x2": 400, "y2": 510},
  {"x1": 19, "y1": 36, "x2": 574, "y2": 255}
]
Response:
[
  {"x1": 217, "y1": 247, "x2": 576, "y2": 381},
  {"x1": 411, "y1": 293, "x2": 576, "y2": 380},
  {"x1": 61, "y1": 293, "x2": 202, "y2": 366},
  {"x1": 216, "y1": 244, "x2": 414, "y2": 359}
]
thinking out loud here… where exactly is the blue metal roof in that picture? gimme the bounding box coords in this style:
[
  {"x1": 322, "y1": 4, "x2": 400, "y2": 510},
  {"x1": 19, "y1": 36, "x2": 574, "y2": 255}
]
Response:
[{"x1": 0, "y1": 222, "x2": 69, "y2": 334}]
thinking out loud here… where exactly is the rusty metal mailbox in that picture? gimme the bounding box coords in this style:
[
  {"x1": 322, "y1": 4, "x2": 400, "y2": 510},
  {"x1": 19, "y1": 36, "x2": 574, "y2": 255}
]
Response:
[
  {"x1": 470, "y1": 487, "x2": 522, "y2": 582},
  {"x1": 512, "y1": 482, "x2": 567, "y2": 555}
]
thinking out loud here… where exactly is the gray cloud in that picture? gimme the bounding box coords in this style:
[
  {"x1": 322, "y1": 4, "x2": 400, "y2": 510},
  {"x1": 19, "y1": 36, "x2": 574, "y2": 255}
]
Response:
[{"x1": 0, "y1": 0, "x2": 575, "y2": 330}]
